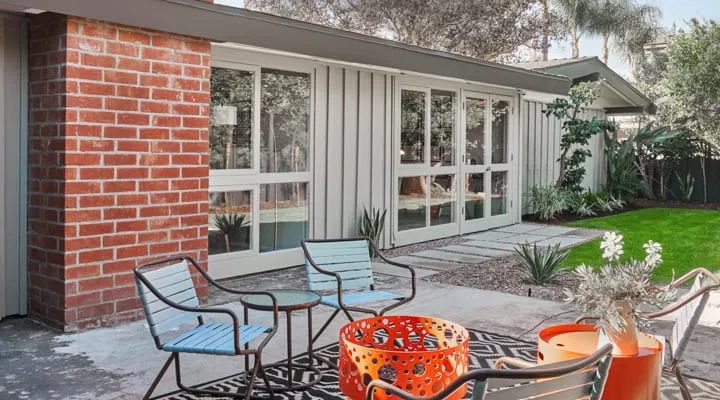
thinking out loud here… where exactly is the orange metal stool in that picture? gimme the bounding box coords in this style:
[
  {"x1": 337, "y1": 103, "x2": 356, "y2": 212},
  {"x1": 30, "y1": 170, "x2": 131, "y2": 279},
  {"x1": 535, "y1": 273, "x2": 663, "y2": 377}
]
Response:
[
  {"x1": 538, "y1": 324, "x2": 662, "y2": 400},
  {"x1": 338, "y1": 316, "x2": 469, "y2": 400}
]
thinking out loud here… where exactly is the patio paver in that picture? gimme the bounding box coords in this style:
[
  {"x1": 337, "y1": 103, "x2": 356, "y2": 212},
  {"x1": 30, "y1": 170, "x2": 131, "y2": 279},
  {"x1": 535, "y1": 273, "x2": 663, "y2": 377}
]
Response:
[
  {"x1": 533, "y1": 236, "x2": 589, "y2": 249},
  {"x1": 463, "y1": 230, "x2": 516, "y2": 241},
  {"x1": 527, "y1": 226, "x2": 579, "y2": 237},
  {"x1": 388, "y1": 255, "x2": 465, "y2": 271},
  {"x1": 412, "y1": 249, "x2": 489, "y2": 264},
  {"x1": 494, "y1": 223, "x2": 545, "y2": 234},
  {"x1": 439, "y1": 244, "x2": 513, "y2": 257},
  {"x1": 463, "y1": 240, "x2": 523, "y2": 251},
  {"x1": 372, "y1": 262, "x2": 438, "y2": 278},
  {"x1": 495, "y1": 233, "x2": 549, "y2": 244}
]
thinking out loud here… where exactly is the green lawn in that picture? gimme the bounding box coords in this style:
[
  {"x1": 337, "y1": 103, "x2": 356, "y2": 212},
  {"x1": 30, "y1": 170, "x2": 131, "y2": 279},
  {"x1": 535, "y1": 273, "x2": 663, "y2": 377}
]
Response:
[{"x1": 563, "y1": 208, "x2": 720, "y2": 282}]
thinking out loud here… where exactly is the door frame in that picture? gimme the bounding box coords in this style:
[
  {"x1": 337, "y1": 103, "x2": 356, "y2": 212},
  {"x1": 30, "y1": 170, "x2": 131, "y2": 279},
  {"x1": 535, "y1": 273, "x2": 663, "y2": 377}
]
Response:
[{"x1": 391, "y1": 76, "x2": 520, "y2": 247}]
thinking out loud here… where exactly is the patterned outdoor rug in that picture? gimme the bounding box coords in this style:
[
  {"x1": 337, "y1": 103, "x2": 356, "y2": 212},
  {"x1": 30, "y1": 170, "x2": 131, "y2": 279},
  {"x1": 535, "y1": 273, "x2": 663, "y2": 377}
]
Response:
[{"x1": 158, "y1": 328, "x2": 720, "y2": 399}]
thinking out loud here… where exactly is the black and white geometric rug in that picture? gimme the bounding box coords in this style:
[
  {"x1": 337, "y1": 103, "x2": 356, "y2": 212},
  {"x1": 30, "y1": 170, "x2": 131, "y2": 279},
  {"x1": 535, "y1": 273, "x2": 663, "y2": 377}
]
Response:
[{"x1": 158, "y1": 328, "x2": 720, "y2": 399}]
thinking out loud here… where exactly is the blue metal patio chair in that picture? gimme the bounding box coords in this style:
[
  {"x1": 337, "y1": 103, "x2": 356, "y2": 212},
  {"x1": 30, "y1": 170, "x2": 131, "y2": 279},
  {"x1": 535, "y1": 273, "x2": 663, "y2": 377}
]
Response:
[
  {"x1": 134, "y1": 255, "x2": 279, "y2": 400},
  {"x1": 301, "y1": 237, "x2": 416, "y2": 344}
]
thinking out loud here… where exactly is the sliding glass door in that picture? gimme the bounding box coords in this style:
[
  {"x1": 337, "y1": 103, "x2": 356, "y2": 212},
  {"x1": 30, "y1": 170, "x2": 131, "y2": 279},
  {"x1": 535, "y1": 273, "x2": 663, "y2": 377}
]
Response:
[{"x1": 209, "y1": 62, "x2": 312, "y2": 278}]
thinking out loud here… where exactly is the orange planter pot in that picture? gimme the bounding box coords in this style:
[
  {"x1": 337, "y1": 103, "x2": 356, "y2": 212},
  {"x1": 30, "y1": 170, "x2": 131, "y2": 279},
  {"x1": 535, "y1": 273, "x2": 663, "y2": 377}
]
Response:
[
  {"x1": 338, "y1": 316, "x2": 469, "y2": 400},
  {"x1": 538, "y1": 324, "x2": 662, "y2": 400}
]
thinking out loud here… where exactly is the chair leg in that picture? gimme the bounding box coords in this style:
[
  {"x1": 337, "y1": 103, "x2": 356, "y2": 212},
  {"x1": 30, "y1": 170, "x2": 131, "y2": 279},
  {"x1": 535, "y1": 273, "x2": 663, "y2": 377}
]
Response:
[
  {"x1": 675, "y1": 364, "x2": 693, "y2": 400},
  {"x1": 258, "y1": 360, "x2": 275, "y2": 399},
  {"x1": 174, "y1": 353, "x2": 259, "y2": 399},
  {"x1": 311, "y1": 309, "x2": 340, "y2": 345},
  {"x1": 143, "y1": 353, "x2": 176, "y2": 400},
  {"x1": 243, "y1": 355, "x2": 260, "y2": 400}
]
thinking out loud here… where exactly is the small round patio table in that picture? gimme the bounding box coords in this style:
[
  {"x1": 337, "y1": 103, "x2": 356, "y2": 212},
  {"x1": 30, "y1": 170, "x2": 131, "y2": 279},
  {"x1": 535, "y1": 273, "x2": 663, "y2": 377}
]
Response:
[{"x1": 240, "y1": 289, "x2": 323, "y2": 392}]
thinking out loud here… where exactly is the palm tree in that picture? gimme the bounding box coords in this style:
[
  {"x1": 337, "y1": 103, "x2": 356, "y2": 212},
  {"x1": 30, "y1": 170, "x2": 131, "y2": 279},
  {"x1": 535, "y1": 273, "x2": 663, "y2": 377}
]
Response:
[
  {"x1": 552, "y1": 0, "x2": 597, "y2": 58},
  {"x1": 587, "y1": 0, "x2": 661, "y2": 65}
]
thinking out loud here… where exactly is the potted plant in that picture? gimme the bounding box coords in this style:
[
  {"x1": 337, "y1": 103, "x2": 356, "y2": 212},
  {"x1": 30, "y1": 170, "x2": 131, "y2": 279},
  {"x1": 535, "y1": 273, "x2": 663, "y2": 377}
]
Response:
[{"x1": 564, "y1": 232, "x2": 675, "y2": 355}]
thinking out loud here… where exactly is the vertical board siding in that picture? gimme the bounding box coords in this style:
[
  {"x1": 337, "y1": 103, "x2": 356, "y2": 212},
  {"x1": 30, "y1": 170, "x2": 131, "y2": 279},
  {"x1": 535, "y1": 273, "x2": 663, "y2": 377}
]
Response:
[
  {"x1": 521, "y1": 100, "x2": 606, "y2": 213},
  {"x1": 313, "y1": 66, "x2": 391, "y2": 246}
]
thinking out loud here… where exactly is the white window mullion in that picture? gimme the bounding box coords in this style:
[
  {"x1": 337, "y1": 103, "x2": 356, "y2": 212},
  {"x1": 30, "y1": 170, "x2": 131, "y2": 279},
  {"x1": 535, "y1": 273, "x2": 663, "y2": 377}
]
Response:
[{"x1": 252, "y1": 65, "x2": 262, "y2": 175}]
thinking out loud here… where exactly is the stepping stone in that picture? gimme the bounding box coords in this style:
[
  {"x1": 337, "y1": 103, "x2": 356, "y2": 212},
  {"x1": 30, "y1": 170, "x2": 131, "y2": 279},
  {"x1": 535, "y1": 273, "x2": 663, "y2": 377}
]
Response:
[
  {"x1": 441, "y1": 245, "x2": 512, "y2": 258},
  {"x1": 530, "y1": 226, "x2": 578, "y2": 238},
  {"x1": 412, "y1": 250, "x2": 488, "y2": 264},
  {"x1": 463, "y1": 240, "x2": 521, "y2": 251},
  {"x1": 562, "y1": 228, "x2": 604, "y2": 239},
  {"x1": 389, "y1": 255, "x2": 465, "y2": 271},
  {"x1": 372, "y1": 262, "x2": 438, "y2": 278},
  {"x1": 495, "y1": 234, "x2": 547, "y2": 244},
  {"x1": 494, "y1": 224, "x2": 545, "y2": 234},
  {"x1": 533, "y1": 236, "x2": 588, "y2": 249},
  {"x1": 463, "y1": 231, "x2": 515, "y2": 241}
]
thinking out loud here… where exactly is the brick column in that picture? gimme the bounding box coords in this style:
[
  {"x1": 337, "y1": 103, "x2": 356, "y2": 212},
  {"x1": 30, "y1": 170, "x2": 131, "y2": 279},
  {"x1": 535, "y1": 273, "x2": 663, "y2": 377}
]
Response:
[{"x1": 28, "y1": 13, "x2": 210, "y2": 331}]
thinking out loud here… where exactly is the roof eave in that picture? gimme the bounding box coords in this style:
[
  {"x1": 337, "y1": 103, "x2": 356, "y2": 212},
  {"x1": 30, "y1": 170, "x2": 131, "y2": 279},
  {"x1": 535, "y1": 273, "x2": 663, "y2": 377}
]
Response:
[{"x1": 1, "y1": 0, "x2": 571, "y2": 95}]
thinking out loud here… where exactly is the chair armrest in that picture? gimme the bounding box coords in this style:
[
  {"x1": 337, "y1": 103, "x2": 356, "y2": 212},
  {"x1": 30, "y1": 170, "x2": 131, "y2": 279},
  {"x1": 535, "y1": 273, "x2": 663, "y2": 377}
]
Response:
[
  {"x1": 494, "y1": 357, "x2": 537, "y2": 369},
  {"x1": 369, "y1": 239, "x2": 417, "y2": 299},
  {"x1": 668, "y1": 267, "x2": 720, "y2": 289},
  {"x1": 574, "y1": 315, "x2": 599, "y2": 324}
]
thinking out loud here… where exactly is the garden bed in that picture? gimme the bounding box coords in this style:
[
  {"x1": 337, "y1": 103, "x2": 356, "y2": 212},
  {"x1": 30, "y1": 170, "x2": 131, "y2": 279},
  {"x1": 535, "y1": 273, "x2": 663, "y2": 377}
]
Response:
[{"x1": 424, "y1": 255, "x2": 579, "y2": 302}]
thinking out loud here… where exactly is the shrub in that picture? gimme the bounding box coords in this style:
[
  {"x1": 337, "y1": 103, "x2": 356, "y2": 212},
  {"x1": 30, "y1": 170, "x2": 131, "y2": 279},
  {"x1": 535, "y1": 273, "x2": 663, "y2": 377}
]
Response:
[
  {"x1": 514, "y1": 242, "x2": 569, "y2": 285},
  {"x1": 214, "y1": 213, "x2": 247, "y2": 253},
  {"x1": 565, "y1": 191, "x2": 597, "y2": 217},
  {"x1": 528, "y1": 185, "x2": 566, "y2": 220},
  {"x1": 358, "y1": 206, "x2": 387, "y2": 256}
]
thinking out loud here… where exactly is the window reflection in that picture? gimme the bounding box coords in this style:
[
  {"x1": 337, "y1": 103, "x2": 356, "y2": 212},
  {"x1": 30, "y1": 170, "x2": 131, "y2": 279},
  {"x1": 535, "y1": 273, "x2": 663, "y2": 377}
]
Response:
[
  {"x1": 431, "y1": 90, "x2": 456, "y2": 166},
  {"x1": 401, "y1": 90, "x2": 426, "y2": 164},
  {"x1": 491, "y1": 172, "x2": 508, "y2": 216},
  {"x1": 492, "y1": 100, "x2": 509, "y2": 164},
  {"x1": 398, "y1": 176, "x2": 427, "y2": 231},
  {"x1": 209, "y1": 68, "x2": 253, "y2": 170},
  {"x1": 465, "y1": 97, "x2": 486, "y2": 165},
  {"x1": 465, "y1": 173, "x2": 485, "y2": 220},
  {"x1": 209, "y1": 191, "x2": 252, "y2": 255},
  {"x1": 260, "y1": 69, "x2": 311, "y2": 173},
  {"x1": 259, "y1": 182, "x2": 309, "y2": 252},
  {"x1": 430, "y1": 174, "x2": 456, "y2": 226}
]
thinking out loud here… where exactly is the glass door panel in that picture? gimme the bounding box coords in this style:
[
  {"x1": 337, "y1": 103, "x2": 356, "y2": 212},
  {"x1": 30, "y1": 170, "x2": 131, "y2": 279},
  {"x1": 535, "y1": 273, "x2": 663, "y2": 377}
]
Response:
[
  {"x1": 491, "y1": 99, "x2": 510, "y2": 164},
  {"x1": 430, "y1": 174, "x2": 456, "y2": 226},
  {"x1": 464, "y1": 173, "x2": 485, "y2": 221},
  {"x1": 400, "y1": 90, "x2": 426, "y2": 164},
  {"x1": 431, "y1": 90, "x2": 456, "y2": 167},
  {"x1": 209, "y1": 190, "x2": 252, "y2": 255},
  {"x1": 465, "y1": 96, "x2": 486, "y2": 166},
  {"x1": 210, "y1": 67, "x2": 254, "y2": 170},
  {"x1": 490, "y1": 171, "x2": 508, "y2": 216},
  {"x1": 398, "y1": 176, "x2": 428, "y2": 231}
]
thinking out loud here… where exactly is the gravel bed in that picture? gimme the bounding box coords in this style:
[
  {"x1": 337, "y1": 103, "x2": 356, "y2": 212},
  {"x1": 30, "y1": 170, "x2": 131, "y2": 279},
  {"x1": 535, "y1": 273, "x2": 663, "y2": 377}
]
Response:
[
  {"x1": 381, "y1": 236, "x2": 469, "y2": 258},
  {"x1": 425, "y1": 255, "x2": 579, "y2": 302}
]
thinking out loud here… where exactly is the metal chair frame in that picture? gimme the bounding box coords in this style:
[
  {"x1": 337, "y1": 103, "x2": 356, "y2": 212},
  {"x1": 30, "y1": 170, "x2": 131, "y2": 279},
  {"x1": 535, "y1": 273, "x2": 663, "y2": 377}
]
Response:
[
  {"x1": 575, "y1": 267, "x2": 720, "y2": 400},
  {"x1": 367, "y1": 344, "x2": 613, "y2": 400},
  {"x1": 301, "y1": 237, "x2": 416, "y2": 344},
  {"x1": 134, "y1": 255, "x2": 279, "y2": 400}
]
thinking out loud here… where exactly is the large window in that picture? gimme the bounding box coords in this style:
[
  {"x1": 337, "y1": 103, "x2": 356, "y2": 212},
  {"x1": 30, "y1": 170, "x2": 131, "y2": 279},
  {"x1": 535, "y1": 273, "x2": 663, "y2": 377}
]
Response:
[
  {"x1": 397, "y1": 86, "x2": 458, "y2": 233},
  {"x1": 209, "y1": 64, "x2": 311, "y2": 260}
]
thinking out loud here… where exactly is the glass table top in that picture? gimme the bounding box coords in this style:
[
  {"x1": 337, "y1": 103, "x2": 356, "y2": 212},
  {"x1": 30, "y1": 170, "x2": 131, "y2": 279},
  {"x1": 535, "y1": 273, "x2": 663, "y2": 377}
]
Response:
[{"x1": 240, "y1": 289, "x2": 321, "y2": 311}]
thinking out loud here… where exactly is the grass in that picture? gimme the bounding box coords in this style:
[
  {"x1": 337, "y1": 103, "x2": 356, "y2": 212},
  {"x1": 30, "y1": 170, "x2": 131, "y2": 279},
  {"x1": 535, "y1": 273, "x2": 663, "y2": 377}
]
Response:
[{"x1": 563, "y1": 208, "x2": 720, "y2": 282}]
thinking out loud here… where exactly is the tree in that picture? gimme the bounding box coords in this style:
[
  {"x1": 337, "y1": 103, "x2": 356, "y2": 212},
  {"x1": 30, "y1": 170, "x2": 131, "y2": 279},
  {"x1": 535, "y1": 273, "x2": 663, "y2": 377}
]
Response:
[
  {"x1": 586, "y1": 0, "x2": 660, "y2": 65},
  {"x1": 544, "y1": 82, "x2": 617, "y2": 192},
  {"x1": 246, "y1": 0, "x2": 546, "y2": 60},
  {"x1": 551, "y1": 0, "x2": 597, "y2": 58},
  {"x1": 663, "y1": 19, "x2": 720, "y2": 149}
]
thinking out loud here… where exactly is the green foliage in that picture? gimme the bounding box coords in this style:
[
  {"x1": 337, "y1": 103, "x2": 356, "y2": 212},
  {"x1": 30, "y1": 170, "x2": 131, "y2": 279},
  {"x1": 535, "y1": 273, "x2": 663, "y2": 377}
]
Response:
[
  {"x1": 565, "y1": 191, "x2": 596, "y2": 217},
  {"x1": 359, "y1": 207, "x2": 387, "y2": 256},
  {"x1": 675, "y1": 172, "x2": 695, "y2": 202},
  {"x1": 514, "y1": 243, "x2": 569, "y2": 285},
  {"x1": 664, "y1": 19, "x2": 720, "y2": 149},
  {"x1": 214, "y1": 213, "x2": 248, "y2": 235},
  {"x1": 545, "y1": 82, "x2": 617, "y2": 193},
  {"x1": 528, "y1": 185, "x2": 566, "y2": 220}
]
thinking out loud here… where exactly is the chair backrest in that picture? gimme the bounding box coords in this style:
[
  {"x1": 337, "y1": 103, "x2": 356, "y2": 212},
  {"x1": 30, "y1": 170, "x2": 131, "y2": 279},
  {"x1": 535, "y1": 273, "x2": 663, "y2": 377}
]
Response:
[
  {"x1": 478, "y1": 351, "x2": 612, "y2": 400},
  {"x1": 669, "y1": 273, "x2": 709, "y2": 363},
  {"x1": 302, "y1": 239, "x2": 374, "y2": 291},
  {"x1": 134, "y1": 258, "x2": 201, "y2": 340}
]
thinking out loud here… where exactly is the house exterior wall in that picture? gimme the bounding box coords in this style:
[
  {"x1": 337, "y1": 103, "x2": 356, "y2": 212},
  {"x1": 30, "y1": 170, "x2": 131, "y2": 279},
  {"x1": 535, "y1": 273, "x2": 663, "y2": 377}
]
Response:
[
  {"x1": 27, "y1": 13, "x2": 211, "y2": 331},
  {"x1": 521, "y1": 98, "x2": 606, "y2": 213}
]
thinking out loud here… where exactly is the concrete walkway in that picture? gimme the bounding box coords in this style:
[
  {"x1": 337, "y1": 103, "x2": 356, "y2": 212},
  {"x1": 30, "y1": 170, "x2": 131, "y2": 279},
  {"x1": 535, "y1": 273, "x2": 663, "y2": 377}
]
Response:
[{"x1": 383, "y1": 223, "x2": 603, "y2": 276}]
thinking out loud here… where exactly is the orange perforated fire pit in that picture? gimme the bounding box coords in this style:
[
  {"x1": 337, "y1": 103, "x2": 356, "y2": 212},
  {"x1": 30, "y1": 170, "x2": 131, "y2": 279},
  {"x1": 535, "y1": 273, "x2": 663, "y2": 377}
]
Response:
[{"x1": 338, "y1": 316, "x2": 469, "y2": 400}]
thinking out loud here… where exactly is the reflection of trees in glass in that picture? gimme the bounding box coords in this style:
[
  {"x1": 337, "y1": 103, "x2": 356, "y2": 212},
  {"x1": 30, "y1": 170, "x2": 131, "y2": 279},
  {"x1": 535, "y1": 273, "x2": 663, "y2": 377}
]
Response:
[
  {"x1": 491, "y1": 100, "x2": 509, "y2": 164},
  {"x1": 260, "y1": 69, "x2": 311, "y2": 174},
  {"x1": 210, "y1": 68, "x2": 253, "y2": 169},
  {"x1": 431, "y1": 90, "x2": 455, "y2": 166},
  {"x1": 400, "y1": 90, "x2": 425, "y2": 163},
  {"x1": 465, "y1": 98, "x2": 486, "y2": 165}
]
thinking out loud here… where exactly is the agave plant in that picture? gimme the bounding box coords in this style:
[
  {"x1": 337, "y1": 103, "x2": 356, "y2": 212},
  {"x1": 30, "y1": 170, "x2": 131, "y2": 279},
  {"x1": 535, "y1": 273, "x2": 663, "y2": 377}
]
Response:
[
  {"x1": 358, "y1": 207, "x2": 387, "y2": 256},
  {"x1": 513, "y1": 242, "x2": 569, "y2": 285},
  {"x1": 214, "y1": 213, "x2": 247, "y2": 253}
]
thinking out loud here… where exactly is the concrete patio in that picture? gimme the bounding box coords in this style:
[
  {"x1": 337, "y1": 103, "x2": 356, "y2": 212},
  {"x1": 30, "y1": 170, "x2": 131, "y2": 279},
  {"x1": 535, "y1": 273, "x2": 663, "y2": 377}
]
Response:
[{"x1": 3, "y1": 262, "x2": 720, "y2": 399}]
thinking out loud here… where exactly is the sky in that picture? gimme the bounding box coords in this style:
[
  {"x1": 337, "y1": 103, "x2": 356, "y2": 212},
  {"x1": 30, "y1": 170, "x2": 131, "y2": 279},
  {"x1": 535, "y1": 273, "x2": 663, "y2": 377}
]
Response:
[
  {"x1": 548, "y1": 0, "x2": 720, "y2": 77},
  {"x1": 216, "y1": 0, "x2": 717, "y2": 77}
]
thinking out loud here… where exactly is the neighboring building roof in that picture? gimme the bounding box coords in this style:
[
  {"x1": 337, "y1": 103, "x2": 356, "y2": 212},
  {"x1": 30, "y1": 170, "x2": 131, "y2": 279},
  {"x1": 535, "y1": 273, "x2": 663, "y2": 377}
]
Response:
[
  {"x1": 0, "y1": 0, "x2": 571, "y2": 95},
  {"x1": 513, "y1": 56, "x2": 655, "y2": 115}
]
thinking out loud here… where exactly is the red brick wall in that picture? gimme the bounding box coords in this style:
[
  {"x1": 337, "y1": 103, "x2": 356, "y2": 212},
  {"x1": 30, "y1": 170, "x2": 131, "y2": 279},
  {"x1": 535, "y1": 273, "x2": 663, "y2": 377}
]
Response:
[{"x1": 28, "y1": 13, "x2": 210, "y2": 331}]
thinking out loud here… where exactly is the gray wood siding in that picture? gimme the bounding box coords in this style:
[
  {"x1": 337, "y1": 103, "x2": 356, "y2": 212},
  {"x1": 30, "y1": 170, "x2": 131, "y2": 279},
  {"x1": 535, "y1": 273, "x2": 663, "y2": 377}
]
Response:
[
  {"x1": 1, "y1": 16, "x2": 27, "y2": 318},
  {"x1": 521, "y1": 100, "x2": 606, "y2": 213},
  {"x1": 313, "y1": 66, "x2": 392, "y2": 247}
]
